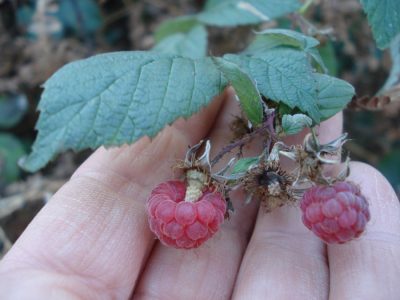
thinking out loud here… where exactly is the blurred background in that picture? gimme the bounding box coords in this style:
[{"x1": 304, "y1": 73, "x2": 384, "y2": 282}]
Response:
[{"x1": 0, "y1": 0, "x2": 399, "y2": 256}]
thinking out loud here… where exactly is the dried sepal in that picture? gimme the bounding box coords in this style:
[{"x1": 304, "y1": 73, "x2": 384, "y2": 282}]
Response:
[
  {"x1": 242, "y1": 159, "x2": 294, "y2": 213},
  {"x1": 284, "y1": 133, "x2": 350, "y2": 188}
]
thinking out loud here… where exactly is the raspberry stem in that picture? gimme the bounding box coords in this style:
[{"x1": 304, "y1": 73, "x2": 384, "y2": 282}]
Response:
[{"x1": 210, "y1": 119, "x2": 275, "y2": 166}]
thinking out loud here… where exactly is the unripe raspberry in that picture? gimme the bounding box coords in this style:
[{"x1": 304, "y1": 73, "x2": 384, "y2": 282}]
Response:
[
  {"x1": 300, "y1": 181, "x2": 370, "y2": 244},
  {"x1": 147, "y1": 180, "x2": 226, "y2": 249}
]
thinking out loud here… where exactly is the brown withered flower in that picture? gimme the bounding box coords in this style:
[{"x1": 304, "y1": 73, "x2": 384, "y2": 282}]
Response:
[
  {"x1": 280, "y1": 133, "x2": 349, "y2": 187},
  {"x1": 243, "y1": 160, "x2": 294, "y2": 212}
]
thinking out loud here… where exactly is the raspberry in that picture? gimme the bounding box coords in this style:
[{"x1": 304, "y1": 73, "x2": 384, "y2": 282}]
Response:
[
  {"x1": 147, "y1": 180, "x2": 226, "y2": 249},
  {"x1": 300, "y1": 181, "x2": 370, "y2": 244}
]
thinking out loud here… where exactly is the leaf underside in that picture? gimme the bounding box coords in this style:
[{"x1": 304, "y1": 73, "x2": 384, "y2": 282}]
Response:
[{"x1": 282, "y1": 114, "x2": 312, "y2": 135}]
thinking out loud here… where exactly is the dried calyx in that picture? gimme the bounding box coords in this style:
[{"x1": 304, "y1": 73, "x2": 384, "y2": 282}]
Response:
[
  {"x1": 178, "y1": 130, "x2": 350, "y2": 212},
  {"x1": 242, "y1": 144, "x2": 294, "y2": 212},
  {"x1": 280, "y1": 132, "x2": 350, "y2": 188}
]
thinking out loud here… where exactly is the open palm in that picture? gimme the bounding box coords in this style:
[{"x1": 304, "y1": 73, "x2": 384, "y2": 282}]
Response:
[{"x1": 0, "y1": 90, "x2": 399, "y2": 299}]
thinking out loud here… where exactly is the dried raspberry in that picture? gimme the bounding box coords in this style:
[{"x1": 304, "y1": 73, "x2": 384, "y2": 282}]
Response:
[
  {"x1": 147, "y1": 181, "x2": 226, "y2": 249},
  {"x1": 300, "y1": 181, "x2": 370, "y2": 244}
]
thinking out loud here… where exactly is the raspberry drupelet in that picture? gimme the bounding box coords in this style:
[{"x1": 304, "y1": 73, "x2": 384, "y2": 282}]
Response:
[
  {"x1": 147, "y1": 179, "x2": 226, "y2": 249},
  {"x1": 300, "y1": 181, "x2": 370, "y2": 244}
]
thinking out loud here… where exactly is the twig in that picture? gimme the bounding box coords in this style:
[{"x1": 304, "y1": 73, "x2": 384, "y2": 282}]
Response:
[{"x1": 211, "y1": 121, "x2": 275, "y2": 166}]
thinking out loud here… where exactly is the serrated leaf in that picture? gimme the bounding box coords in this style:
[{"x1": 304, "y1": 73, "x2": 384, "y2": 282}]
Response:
[
  {"x1": 20, "y1": 52, "x2": 226, "y2": 172},
  {"x1": 315, "y1": 74, "x2": 355, "y2": 121},
  {"x1": 231, "y1": 157, "x2": 259, "y2": 174},
  {"x1": 360, "y1": 0, "x2": 400, "y2": 49},
  {"x1": 282, "y1": 114, "x2": 312, "y2": 135},
  {"x1": 154, "y1": 16, "x2": 199, "y2": 42},
  {"x1": 224, "y1": 48, "x2": 321, "y2": 122},
  {"x1": 213, "y1": 58, "x2": 263, "y2": 125},
  {"x1": 198, "y1": 0, "x2": 301, "y2": 26},
  {"x1": 153, "y1": 25, "x2": 207, "y2": 59},
  {"x1": 0, "y1": 134, "x2": 26, "y2": 182},
  {"x1": 0, "y1": 93, "x2": 28, "y2": 129},
  {"x1": 243, "y1": 29, "x2": 327, "y2": 73}
]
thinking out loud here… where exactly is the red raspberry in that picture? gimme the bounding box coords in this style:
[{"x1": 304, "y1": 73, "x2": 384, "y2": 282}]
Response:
[
  {"x1": 146, "y1": 180, "x2": 226, "y2": 249},
  {"x1": 300, "y1": 181, "x2": 370, "y2": 244}
]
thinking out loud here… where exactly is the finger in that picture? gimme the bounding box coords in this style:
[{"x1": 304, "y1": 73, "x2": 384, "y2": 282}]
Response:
[
  {"x1": 232, "y1": 113, "x2": 343, "y2": 299},
  {"x1": 328, "y1": 162, "x2": 400, "y2": 299},
  {"x1": 0, "y1": 93, "x2": 225, "y2": 299},
  {"x1": 134, "y1": 90, "x2": 261, "y2": 299}
]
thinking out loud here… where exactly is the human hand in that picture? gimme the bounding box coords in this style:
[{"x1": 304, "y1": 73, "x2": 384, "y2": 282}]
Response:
[{"x1": 0, "y1": 90, "x2": 399, "y2": 299}]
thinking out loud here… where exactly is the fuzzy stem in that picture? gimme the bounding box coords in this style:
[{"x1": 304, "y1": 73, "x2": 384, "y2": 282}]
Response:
[
  {"x1": 211, "y1": 120, "x2": 275, "y2": 167},
  {"x1": 310, "y1": 127, "x2": 320, "y2": 150}
]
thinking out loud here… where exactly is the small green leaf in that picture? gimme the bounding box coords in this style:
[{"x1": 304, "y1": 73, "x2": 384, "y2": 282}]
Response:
[
  {"x1": 243, "y1": 29, "x2": 327, "y2": 73},
  {"x1": 154, "y1": 16, "x2": 199, "y2": 42},
  {"x1": 214, "y1": 58, "x2": 263, "y2": 125},
  {"x1": 198, "y1": 0, "x2": 301, "y2": 26},
  {"x1": 20, "y1": 52, "x2": 226, "y2": 172},
  {"x1": 245, "y1": 28, "x2": 320, "y2": 52},
  {"x1": 315, "y1": 74, "x2": 355, "y2": 121},
  {"x1": 232, "y1": 157, "x2": 259, "y2": 174},
  {"x1": 153, "y1": 25, "x2": 207, "y2": 58},
  {"x1": 0, "y1": 134, "x2": 26, "y2": 182},
  {"x1": 282, "y1": 114, "x2": 312, "y2": 135},
  {"x1": 0, "y1": 93, "x2": 28, "y2": 129},
  {"x1": 224, "y1": 48, "x2": 321, "y2": 123},
  {"x1": 360, "y1": 0, "x2": 400, "y2": 49}
]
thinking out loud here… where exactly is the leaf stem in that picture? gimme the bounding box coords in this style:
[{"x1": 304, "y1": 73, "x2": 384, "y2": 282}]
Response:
[
  {"x1": 310, "y1": 127, "x2": 320, "y2": 150},
  {"x1": 211, "y1": 119, "x2": 275, "y2": 167}
]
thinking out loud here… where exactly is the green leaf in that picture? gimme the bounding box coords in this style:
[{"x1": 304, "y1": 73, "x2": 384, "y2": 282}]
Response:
[
  {"x1": 198, "y1": 0, "x2": 301, "y2": 26},
  {"x1": 0, "y1": 93, "x2": 28, "y2": 129},
  {"x1": 243, "y1": 29, "x2": 327, "y2": 73},
  {"x1": 315, "y1": 74, "x2": 355, "y2": 121},
  {"x1": 154, "y1": 16, "x2": 199, "y2": 42},
  {"x1": 213, "y1": 58, "x2": 263, "y2": 125},
  {"x1": 318, "y1": 41, "x2": 338, "y2": 76},
  {"x1": 224, "y1": 48, "x2": 321, "y2": 122},
  {"x1": 245, "y1": 28, "x2": 320, "y2": 52},
  {"x1": 153, "y1": 25, "x2": 207, "y2": 58},
  {"x1": 20, "y1": 52, "x2": 226, "y2": 172},
  {"x1": 231, "y1": 157, "x2": 259, "y2": 174},
  {"x1": 0, "y1": 134, "x2": 26, "y2": 183},
  {"x1": 380, "y1": 34, "x2": 400, "y2": 93},
  {"x1": 360, "y1": 0, "x2": 400, "y2": 49},
  {"x1": 282, "y1": 113, "x2": 312, "y2": 135}
]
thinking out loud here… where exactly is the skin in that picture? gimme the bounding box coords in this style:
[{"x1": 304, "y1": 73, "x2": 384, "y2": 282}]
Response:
[{"x1": 0, "y1": 90, "x2": 399, "y2": 299}]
